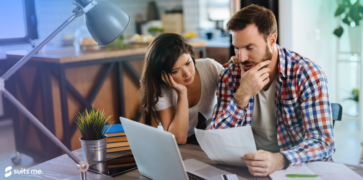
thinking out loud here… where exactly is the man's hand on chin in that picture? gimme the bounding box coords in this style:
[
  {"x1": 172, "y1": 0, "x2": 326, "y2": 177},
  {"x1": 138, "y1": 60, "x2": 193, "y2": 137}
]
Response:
[{"x1": 241, "y1": 150, "x2": 287, "y2": 177}]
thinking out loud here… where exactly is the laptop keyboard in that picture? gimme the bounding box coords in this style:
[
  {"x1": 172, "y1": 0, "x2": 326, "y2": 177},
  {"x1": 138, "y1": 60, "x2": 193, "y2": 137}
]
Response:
[{"x1": 187, "y1": 171, "x2": 207, "y2": 180}]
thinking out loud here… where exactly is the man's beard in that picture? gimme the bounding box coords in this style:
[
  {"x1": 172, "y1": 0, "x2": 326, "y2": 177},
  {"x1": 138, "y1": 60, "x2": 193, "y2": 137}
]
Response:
[
  {"x1": 241, "y1": 44, "x2": 272, "y2": 66},
  {"x1": 263, "y1": 44, "x2": 272, "y2": 61},
  {"x1": 262, "y1": 44, "x2": 273, "y2": 90}
]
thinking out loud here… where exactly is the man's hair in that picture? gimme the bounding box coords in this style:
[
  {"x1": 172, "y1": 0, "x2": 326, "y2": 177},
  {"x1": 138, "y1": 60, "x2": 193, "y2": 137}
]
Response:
[{"x1": 226, "y1": 4, "x2": 277, "y2": 41}]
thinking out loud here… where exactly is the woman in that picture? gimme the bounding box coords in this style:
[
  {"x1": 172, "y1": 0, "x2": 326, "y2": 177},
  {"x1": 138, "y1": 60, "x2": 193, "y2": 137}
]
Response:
[{"x1": 140, "y1": 33, "x2": 223, "y2": 144}]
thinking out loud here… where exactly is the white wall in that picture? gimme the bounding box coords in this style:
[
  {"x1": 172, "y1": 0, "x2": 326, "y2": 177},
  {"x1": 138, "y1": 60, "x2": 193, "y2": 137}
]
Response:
[
  {"x1": 183, "y1": 0, "x2": 200, "y2": 35},
  {"x1": 278, "y1": 0, "x2": 292, "y2": 50},
  {"x1": 279, "y1": 0, "x2": 338, "y2": 103}
]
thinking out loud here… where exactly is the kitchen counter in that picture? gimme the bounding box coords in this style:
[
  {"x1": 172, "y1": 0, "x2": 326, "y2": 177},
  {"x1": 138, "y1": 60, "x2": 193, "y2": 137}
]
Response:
[
  {"x1": 205, "y1": 36, "x2": 230, "y2": 48},
  {"x1": 6, "y1": 41, "x2": 206, "y2": 64}
]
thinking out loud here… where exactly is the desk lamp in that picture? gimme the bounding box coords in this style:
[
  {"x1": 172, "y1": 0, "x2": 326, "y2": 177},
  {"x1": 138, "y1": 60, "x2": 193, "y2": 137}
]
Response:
[{"x1": 0, "y1": 0, "x2": 130, "y2": 179}]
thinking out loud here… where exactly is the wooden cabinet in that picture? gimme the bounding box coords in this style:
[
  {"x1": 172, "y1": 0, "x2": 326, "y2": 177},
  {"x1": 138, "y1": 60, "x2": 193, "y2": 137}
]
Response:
[{"x1": 206, "y1": 47, "x2": 230, "y2": 65}]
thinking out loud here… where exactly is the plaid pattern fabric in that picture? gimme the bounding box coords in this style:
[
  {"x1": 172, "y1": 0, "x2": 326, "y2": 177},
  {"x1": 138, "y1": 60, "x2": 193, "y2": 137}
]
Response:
[{"x1": 210, "y1": 45, "x2": 335, "y2": 168}]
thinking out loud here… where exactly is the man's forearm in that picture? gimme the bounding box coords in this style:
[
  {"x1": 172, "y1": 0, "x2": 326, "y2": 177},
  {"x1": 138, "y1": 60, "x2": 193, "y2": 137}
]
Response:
[
  {"x1": 270, "y1": 153, "x2": 288, "y2": 170},
  {"x1": 210, "y1": 99, "x2": 248, "y2": 129},
  {"x1": 280, "y1": 138, "x2": 335, "y2": 168},
  {"x1": 234, "y1": 91, "x2": 251, "y2": 108},
  {"x1": 278, "y1": 153, "x2": 289, "y2": 169}
]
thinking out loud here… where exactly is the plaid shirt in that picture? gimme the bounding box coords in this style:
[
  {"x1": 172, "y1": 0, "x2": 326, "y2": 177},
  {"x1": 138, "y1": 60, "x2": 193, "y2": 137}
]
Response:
[{"x1": 210, "y1": 45, "x2": 335, "y2": 168}]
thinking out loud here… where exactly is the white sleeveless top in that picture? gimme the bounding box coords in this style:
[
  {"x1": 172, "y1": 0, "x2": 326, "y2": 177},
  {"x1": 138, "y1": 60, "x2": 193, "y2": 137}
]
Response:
[{"x1": 153, "y1": 58, "x2": 224, "y2": 137}]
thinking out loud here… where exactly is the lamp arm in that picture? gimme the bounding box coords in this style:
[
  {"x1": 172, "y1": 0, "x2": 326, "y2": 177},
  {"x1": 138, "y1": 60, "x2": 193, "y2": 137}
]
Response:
[
  {"x1": 0, "y1": 2, "x2": 99, "y2": 178},
  {"x1": 2, "y1": 89, "x2": 82, "y2": 165},
  {"x1": 1, "y1": 14, "x2": 77, "y2": 81}
]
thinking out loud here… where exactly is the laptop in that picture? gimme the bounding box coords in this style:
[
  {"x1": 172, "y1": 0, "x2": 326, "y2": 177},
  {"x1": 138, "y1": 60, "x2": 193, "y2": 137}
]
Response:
[{"x1": 120, "y1": 117, "x2": 233, "y2": 180}]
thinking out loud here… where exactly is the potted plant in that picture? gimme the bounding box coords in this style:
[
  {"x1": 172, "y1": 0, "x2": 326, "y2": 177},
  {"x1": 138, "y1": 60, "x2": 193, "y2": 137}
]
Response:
[
  {"x1": 148, "y1": 27, "x2": 163, "y2": 36},
  {"x1": 76, "y1": 108, "x2": 113, "y2": 165},
  {"x1": 106, "y1": 35, "x2": 127, "y2": 49},
  {"x1": 346, "y1": 88, "x2": 360, "y2": 102},
  {"x1": 333, "y1": 0, "x2": 363, "y2": 38},
  {"x1": 345, "y1": 88, "x2": 360, "y2": 116}
]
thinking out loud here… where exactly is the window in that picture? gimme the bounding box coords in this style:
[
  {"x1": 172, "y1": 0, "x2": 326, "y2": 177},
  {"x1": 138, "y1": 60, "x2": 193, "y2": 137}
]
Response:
[{"x1": 0, "y1": 0, "x2": 38, "y2": 45}]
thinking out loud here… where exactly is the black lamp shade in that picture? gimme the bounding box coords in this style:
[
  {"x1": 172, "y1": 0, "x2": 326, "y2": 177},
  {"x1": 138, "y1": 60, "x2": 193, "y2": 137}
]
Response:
[{"x1": 83, "y1": 0, "x2": 130, "y2": 46}]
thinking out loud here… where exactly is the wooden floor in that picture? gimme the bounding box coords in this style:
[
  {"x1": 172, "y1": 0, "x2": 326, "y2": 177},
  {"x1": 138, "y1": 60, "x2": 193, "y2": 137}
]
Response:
[{"x1": 0, "y1": 119, "x2": 362, "y2": 175}]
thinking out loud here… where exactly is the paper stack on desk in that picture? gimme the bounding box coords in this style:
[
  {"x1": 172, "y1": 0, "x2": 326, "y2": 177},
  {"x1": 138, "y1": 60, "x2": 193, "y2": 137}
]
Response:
[
  {"x1": 195, "y1": 126, "x2": 257, "y2": 166},
  {"x1": 270, "y1": 162, "x2": 363, "y2": 180}
]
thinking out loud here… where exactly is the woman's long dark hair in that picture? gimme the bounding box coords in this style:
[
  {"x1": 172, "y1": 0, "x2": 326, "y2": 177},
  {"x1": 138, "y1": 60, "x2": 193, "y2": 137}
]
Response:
[{"x1": 140, "y1": 33, "x2": 196, "y2": 126}]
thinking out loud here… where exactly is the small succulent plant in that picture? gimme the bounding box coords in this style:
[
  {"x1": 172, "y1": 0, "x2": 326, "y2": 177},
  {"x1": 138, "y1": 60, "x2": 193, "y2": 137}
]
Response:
[{"x1": 76, "y1": 108, "x2": 113, "y2": 140}]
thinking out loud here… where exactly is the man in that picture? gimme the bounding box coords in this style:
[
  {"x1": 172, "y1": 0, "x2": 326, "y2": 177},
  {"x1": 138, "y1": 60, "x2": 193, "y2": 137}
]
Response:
[{"x1": 210, "y1": 4, "x2": 335, "y2": 176}]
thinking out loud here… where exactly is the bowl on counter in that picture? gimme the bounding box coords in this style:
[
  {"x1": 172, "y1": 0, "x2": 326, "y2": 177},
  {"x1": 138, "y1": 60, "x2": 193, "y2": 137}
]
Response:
[{"x1": 79, "y1": 43, "x2": 101, "y2": 50}]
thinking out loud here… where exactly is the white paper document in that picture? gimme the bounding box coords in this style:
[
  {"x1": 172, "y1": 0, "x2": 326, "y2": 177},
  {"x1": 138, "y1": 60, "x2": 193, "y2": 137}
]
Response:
[
  {"x1": 195, "y1": 126, "x2": 257, "y2": 166},
  {"x1": 270, "y1": 162, "x2": 363, "y2": 180}
]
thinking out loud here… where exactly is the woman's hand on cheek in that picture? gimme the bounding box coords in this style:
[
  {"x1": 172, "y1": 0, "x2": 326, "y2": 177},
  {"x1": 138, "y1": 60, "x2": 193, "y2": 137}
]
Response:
[
  {"x1": 223, "y1": 56, "x2": 240, "y2": 68},
  {"x1": 162, "y1": 71, "x2": 187, "y2": 94}
]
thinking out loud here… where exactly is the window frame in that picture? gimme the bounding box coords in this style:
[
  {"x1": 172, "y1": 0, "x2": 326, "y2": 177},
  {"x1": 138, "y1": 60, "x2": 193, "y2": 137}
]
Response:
[{"x1": 0, "y1": 0, "x2": 38, "y2": 45}]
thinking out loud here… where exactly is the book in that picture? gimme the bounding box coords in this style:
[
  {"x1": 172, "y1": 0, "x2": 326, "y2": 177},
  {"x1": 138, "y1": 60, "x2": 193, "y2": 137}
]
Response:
[
  {"x1": 106, "y1": 132, "x2": 125, "y2": 137},
  {"x1": 105, "y1": 124, "x2": 129, "y2": 153},
  {"x1": 105, "y1": 124, "x2": 124, "y2": 134},
  {"x1": 107, "y1": 136, "x2": 128, "y2": 143},
  {"x1": 106, "y1": 146, "x2": 131, "y2": 153},
  {"x1": 107, "y1": 141, "x2": 129, "y2": 149}
]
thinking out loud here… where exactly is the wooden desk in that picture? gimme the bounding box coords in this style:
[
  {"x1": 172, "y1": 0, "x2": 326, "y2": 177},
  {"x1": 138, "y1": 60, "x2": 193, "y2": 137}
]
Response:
[
  {"x1": 4, "y1": 42, "x2": 206, "y2": 162},
  {"x1": 8, "y1": 144, "x2": 363, "y2": 180}
]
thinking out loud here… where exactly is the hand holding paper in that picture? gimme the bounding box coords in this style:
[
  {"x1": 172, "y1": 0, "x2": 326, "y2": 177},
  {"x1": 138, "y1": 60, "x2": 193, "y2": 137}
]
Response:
[
  {"x1": 242, "y1": 149, "x2": 287, "y2": 176},
  {"x1": 195, "y1": 126, "x2": 257, "y2": 166}
]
